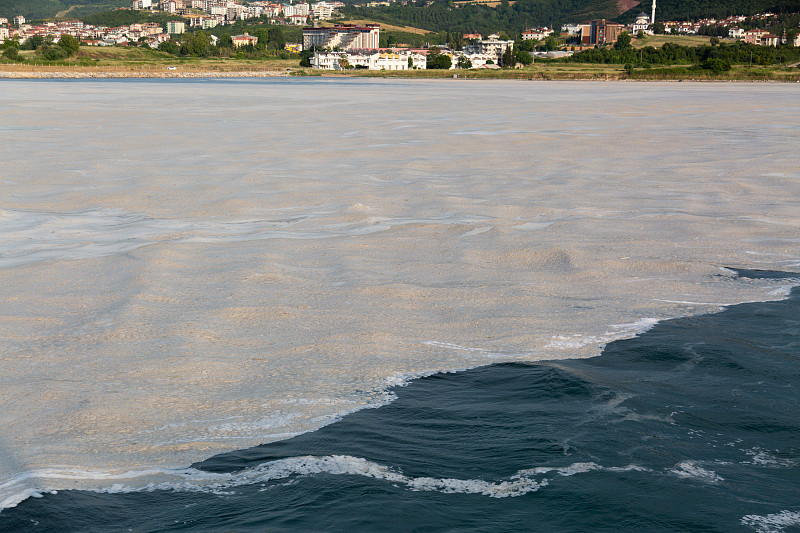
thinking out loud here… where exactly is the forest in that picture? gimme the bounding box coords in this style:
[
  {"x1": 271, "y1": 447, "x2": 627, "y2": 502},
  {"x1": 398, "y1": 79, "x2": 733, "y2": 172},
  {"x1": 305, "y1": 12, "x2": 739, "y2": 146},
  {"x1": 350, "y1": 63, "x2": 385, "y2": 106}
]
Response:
[
  {"x1": 0, "y1": 0, "x2": 127, "y2": 20},
  {"x1": 342, "y1": 0, "x2": 800, "y2": 33}
]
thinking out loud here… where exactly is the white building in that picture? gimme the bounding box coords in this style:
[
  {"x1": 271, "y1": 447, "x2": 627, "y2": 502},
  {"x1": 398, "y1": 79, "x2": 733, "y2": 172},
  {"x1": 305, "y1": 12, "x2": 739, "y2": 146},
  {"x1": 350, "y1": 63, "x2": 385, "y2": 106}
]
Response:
[
  {"x1": 562, "y1": 23, "x2": 581, "y2": 35},
  {"x1": 521, "y1": 27, "x2": 553, "y2": 40},
  {"x1": 13, "y1": 15, "x2": 26, "y2": 25},
  {"x1": 283, "y1": 2, "x2": 310, "y2": 17},
  {"x1": 312, "y1": 2, "x2": 337, "y2": 20},
  {"x1": 464, "y1": 37, "x2": 513, "y2": 64},
  {"x1": 166, "y1": 20, "x2": 186, "y2": 34},
  {"x1": 0, "y1": 26, "x2": 9, "y2": 42},
  {"x1": 312, "y1": 49, "x2": 425, "y2": 70},
  {"x1": 728, "y1": 27, "x2": 745, "y2": 39},
  {"x1": 303, "y1": 24, "x2": 379, "y2": 51},
  {"x1": 631, "y1": 12, "x2": 651, "y2": 34}
]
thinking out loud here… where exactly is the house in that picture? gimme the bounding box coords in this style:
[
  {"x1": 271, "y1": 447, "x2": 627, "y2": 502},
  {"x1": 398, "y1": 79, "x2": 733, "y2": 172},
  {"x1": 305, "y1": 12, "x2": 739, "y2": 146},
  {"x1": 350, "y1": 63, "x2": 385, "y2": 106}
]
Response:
[
  {"x1": 232, "y1": 33, "x2": 258, "y2": 47},
  {"x1": 762, "y1": 33, "x2": 779, "y2": 46},
  {"x1": 0, "y1": 26, "x2": 9, "y2": 42},
  {"x1": 728, "y1": 27, "x2": 744, "y2": 39},
  {"x1": 744, "y1": 29, "x2": 769, "y2": 45},
  {"x1": 288, "y1": 14, "x2": 308, "y2": 25},
  {"x1": 522, "y1": 27, "x2": 553, "y2": 40},
  {"x1": 13, "y1": 15, "x2": 25, "y2": 25}
]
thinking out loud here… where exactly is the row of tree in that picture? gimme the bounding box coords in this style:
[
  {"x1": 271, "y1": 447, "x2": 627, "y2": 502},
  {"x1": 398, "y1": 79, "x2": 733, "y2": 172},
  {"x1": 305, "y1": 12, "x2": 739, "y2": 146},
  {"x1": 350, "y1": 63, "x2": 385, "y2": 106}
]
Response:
[
  {"x1": 565, "y1": 38, "x2": 800, "y2": 66},
  {"x1": 155, "y1": 27, "x2": 298, "y2": 58},
  {"x1": 1, "y1": 33, "x2": 80, "y2": 61}
]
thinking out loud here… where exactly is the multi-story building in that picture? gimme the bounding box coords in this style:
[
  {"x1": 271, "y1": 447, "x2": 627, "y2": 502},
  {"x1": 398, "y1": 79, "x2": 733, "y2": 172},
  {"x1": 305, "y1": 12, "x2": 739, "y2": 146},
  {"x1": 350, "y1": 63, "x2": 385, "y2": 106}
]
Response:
[
  {"x1": 312, "y1": 49, "x2": 425, "y2": 70},
  {"x1": 232, "y1": 32, "x2": 258, "y2": 47},
  {"x1": 0, "y1": 26, "x2": 9, "y2": 42},
  {"x1": 312, "y1": 2, "x2": 337, "y2": 20},
  {"x1": 744, "y1": 29, "x2": 769, "y2": 44},
  {"x1": 283, "y1": 2, "x2": 309, "y2": 17},
  {"x1": 165, "y1": 20, "x2": 186, "y2": 34},
  {"x1": 728, "y1": 27, "x2": 745, "y2": 39},
  {"x1": 464, "y1": 37, "x2": 513, "y2": 63},
  {"x1": 13, "y1": 15, "x2": 26, "y2": 25},
  {"x1": 303, "y1": 24, "x2": 380, "y2": 51},
  {"x1": 581, "y1": 19, "x2": 622, "y2": 45}
]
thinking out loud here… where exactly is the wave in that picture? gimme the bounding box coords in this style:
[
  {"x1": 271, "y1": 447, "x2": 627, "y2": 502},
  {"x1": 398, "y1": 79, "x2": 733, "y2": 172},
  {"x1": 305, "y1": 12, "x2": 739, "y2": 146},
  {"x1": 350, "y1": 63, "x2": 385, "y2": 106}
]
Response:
[
  {"x1": 1, "y1": 456, "x2": 658, "y2": 511},
  {"x1": 741, "y1": 510, "x2": 800, "y2": 533}
]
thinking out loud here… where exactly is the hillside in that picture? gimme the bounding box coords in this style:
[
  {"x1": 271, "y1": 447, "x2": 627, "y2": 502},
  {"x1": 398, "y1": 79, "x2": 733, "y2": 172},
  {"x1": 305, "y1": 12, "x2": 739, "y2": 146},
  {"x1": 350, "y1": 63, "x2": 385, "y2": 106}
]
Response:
[
  {"x1": 619, "y1": 0, "x2": 800, "y2": 21},
  {"x1": 343, "y1": 0, "x2": 800, "y2": 33},
  {"x1": 0, "y1": 0, "x2": 128, "y2": 21}
]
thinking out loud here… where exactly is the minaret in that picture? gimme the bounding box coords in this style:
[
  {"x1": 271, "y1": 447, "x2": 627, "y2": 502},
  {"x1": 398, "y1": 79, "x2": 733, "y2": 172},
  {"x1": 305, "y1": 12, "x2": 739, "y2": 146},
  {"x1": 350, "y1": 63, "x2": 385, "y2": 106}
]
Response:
[{"x1": 651, "y1": 0, "x2": 656, "y2": 25}]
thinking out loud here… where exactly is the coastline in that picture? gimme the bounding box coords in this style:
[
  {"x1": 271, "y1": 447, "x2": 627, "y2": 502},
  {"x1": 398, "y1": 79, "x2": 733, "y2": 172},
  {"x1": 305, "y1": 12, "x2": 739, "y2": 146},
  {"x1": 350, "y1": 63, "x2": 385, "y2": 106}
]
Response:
[{"x1": 2, "y1": 66, "x2": 799, "y2": 81}]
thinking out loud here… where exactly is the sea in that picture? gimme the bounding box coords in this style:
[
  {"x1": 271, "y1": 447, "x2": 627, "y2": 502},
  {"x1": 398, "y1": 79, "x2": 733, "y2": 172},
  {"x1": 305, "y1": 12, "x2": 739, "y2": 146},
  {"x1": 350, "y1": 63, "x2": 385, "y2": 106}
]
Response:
[{"x1": 0, "y1": 79, "x2": 798, "y2": 532}]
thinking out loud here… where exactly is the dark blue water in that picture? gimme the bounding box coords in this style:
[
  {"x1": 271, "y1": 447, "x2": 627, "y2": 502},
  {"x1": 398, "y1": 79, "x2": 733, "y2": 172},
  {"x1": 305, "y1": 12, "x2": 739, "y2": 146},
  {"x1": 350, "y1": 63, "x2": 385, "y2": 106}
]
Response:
[{"x1": 3, "y1": 270, "x2": 799, "y2": 532}]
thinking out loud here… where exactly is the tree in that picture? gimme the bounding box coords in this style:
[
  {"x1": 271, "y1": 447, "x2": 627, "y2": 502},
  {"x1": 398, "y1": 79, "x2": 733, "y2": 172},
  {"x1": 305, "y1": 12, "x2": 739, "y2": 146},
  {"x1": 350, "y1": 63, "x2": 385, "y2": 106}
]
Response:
[
  {"x1": 21, "y1": 35, "x2": 45, "y2": 50},
  {"x1": 299, "y1": 48, "x2": 315, "y2": 67},
  {"x1": 614, "y1": 31, "x2": 632, "y2": 50},
  {"x1": 41, "y1": 45, "x2": 68, "y2": 60},
  {"x1": 502, "y1": 45, "x2": 514, "y2": 66},
  {"x1": 653, "y1": 22, "x2": 666, "y2": 34},
  {"x1": 57, "y1": 34, "x2": 80, "y2": 56},
  {"x1": 427, "y1": 51, "x2": 452, "y2": 69},
  {"x1": 268, "y1": 27, "x2": 285, "y2": 49},
  {"x1": 457, "y1": 54, "x2": 472, "y2": 69},
  {"x1": 544, "y1": 35, "x2": 557, "y2": 51},
  {"x1": 2, "y1": 47, "x2": 21, "y2": 61},
  {"x1": 701, "y1": 58, "x2": 731, "y2": 73},
  {"x1": 158, "y1": 40, "x2": 180, "y2": 54},
  {"x1": 516, "y1": 49, "x2": 533, "y2": 65}
]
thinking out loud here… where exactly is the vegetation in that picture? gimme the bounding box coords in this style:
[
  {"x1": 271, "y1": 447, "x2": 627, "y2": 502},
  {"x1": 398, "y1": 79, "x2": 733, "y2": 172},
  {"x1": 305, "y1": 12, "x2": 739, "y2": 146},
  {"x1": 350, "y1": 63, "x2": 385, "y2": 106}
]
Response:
[
  {"x1": 618, "y1": 0, "x2": 800, "y2": 22},
  {"x1": 340, "y1": 0, "x2": 619, "y2": 36},
  {"x1": 565, "y1": 40, "x2": 800, "y2": 67},
  {"x1": 81, "y1": 10, "x2": 182, "y2": 27},
  {"x1": 0, "y1": 0, "x2": 127, "y2": 20}
]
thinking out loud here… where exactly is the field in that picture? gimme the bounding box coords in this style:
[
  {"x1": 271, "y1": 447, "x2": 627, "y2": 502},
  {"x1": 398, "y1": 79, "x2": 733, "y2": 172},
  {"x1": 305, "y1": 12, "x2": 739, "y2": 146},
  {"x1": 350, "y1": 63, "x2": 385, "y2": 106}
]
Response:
[
  {"x1": 323, "y1": 19, "x2": 432, "y2": 35},
  {"x1": 633, "y1": 34, "x2": 721, "y2": 48}
]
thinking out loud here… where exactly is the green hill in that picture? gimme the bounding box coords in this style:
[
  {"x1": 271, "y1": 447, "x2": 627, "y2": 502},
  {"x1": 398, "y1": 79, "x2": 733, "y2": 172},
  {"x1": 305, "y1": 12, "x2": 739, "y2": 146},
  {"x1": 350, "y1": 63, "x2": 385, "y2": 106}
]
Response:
[
  {"x1": 619, "y1": 0, "x2": 800, "y2": 22},
  {"x1": 343, "y1": 0, "x2": 800, "y2": 34},
  {"x1": 0, "y1": 0, "x2": 128, "y2": 21}
]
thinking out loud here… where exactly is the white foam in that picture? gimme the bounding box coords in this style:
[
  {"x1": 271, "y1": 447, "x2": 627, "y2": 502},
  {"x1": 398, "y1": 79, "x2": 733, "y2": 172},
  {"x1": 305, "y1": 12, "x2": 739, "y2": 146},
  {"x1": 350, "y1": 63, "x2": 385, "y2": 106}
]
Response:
[
  {"x1": 669, "y1": 461, "x2": 724, "y2": 483},
  {"x1": 741, "y1": 510, "x2": 800, "y2": 533},
  {"x1": 742, "y1": 448, "x2": 798, "y2": 468},
  {"x1": 545, "y1": 318, "x2": 660, "y2": 351}
]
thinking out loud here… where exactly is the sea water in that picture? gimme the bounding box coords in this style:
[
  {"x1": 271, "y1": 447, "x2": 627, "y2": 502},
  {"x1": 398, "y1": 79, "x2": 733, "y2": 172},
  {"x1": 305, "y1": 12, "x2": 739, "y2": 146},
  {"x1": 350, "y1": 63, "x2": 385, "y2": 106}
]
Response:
[{"x1": 0, "y1": 79, "x2": 798, "y2": 530}]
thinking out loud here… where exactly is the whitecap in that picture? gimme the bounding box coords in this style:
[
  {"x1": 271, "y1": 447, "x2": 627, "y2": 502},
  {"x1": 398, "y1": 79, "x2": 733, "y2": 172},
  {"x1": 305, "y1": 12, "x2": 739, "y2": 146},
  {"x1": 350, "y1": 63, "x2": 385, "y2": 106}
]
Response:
[{"x1": 741, "y1": 510, "x2": 800, "y2": 533}]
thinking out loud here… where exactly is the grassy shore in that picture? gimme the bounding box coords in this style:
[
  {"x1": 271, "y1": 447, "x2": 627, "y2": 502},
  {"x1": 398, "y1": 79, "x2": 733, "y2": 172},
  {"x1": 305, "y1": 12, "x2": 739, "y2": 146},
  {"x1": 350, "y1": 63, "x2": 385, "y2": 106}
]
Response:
[{"x1": 2, "y1": 46, "x2": 799, "y2": 81}]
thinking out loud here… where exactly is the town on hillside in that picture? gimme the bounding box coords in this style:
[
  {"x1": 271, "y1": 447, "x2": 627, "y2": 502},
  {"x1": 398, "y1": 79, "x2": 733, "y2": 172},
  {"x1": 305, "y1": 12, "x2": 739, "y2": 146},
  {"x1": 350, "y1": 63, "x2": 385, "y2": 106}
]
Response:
[{"x1": 1, "y1": 0, "x2": 799, "y2": 70}]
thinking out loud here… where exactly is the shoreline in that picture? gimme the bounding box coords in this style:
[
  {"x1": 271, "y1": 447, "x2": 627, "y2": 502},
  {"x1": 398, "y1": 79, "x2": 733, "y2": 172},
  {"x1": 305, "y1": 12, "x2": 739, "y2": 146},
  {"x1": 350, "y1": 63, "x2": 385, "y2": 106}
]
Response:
[{"x1": 2, "y1": 67, "x2": 799, "y2": 82}]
